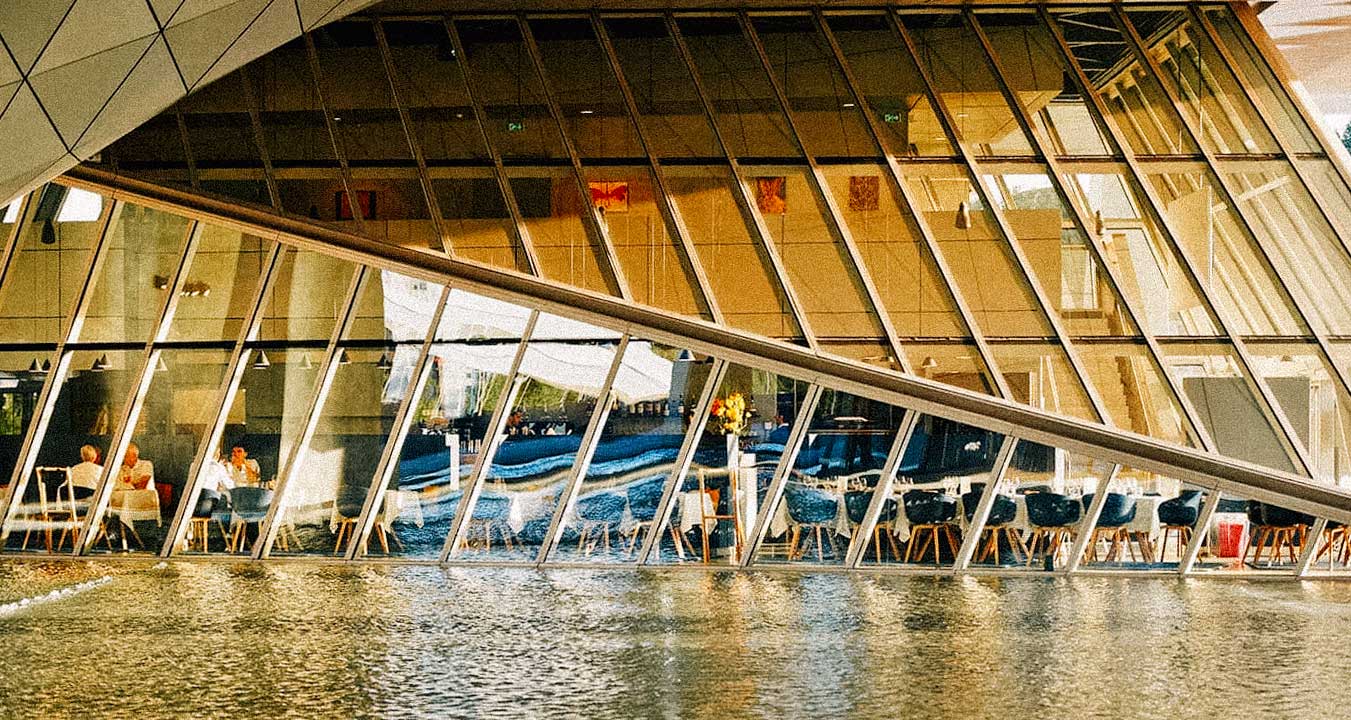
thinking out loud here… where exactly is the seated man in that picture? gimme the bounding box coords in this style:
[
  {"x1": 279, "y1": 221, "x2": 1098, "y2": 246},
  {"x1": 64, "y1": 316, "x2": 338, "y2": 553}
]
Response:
[
  {"x1": 224, "y1": 446, "x2": 261, "y2": 487},
  {"x1": 68, "y1": 444, "x2": 102, "y2": 500},
  {"x1": 114, "y1": 442, "x2": 154, "y2": 492}
]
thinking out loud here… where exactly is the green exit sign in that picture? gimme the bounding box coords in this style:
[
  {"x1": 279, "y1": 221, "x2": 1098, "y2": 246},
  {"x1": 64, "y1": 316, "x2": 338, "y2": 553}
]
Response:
[
  {"x1": 505, "y1": 120, "x2": 525, "y2": 133},
  {"x1": 882, "y1": 112, "x2": 902, "y2": 124}
]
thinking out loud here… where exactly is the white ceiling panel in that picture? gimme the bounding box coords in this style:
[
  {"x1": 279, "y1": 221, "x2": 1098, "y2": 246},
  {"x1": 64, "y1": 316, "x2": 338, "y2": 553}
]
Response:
[{"x1": 31, "y1": 0, "x2": 157, "y2": 75}]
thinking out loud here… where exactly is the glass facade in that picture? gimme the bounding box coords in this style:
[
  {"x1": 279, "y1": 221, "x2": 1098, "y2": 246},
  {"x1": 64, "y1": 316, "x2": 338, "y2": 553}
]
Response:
[{"x1": 0, "y1": 4, "x2": 1344, "y2": 576}]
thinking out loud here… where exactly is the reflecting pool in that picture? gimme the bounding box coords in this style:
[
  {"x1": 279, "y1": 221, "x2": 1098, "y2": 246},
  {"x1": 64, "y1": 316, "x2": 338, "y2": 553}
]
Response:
[{"x1": 2, "y1": 563, "x2": 1350, "y2": 718}]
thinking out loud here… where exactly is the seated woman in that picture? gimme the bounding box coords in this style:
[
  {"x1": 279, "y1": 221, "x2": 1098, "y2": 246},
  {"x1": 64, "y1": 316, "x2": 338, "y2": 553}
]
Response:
[{"x1": 68, "y1": 445, "x2": 102, "y2": 500}]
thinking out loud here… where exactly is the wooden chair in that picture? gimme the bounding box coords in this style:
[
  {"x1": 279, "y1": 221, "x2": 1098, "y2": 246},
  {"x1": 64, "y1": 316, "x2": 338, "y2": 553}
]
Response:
[
  {"x1": 698, "y1": 469, "x2": 742, "y2": 564},
  {"x1": 901, "y1": 490, "x2": 959, "y2": 567}
]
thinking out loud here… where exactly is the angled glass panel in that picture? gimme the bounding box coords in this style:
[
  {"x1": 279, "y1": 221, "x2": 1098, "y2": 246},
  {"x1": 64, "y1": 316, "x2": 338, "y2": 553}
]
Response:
[
  {"x1": 1297, "y1": 159, "x2": 1351, "y2": 246},
  {"x1": 379, "y1": 295, "x2": 530, "y2": 559},
  {"x1": 1050, "y1": 10, "x2": 1199, "y2": 157},
  {"x1": 1220, "y1": 161, "x2": 1351, "y2": 337},
  {"x1": 347, "y1": 169, "x2": 439, "y2": 254},
  {"x1": 453, "y1": 316, "x2": 617, "y2": 562},
  {"x1": 104, "y1": 109, "x2": 190, "y2": 189},
  {"x1": 740, "y1": 166, "x2": 887, "y2": 345},
  {"x1": 819, "y1": 164, "x2": 985, "y2": 358},
  {"x1": 749, "y1": 15, "x2": 875, "y2": 158},
  {"x1": 1077, "y1": 341, "x2": 1192, "y2": 447},
  {"x1": 824, "y1": 13, "x2": 953, "y2": 157},
  {"x1": 1246, "y1": 341, "x2": 1351, "y2": 486},
  {"x1": 979, "y1": 166, "x2": 1138, "y2": 337},
  {"x1": 0, "y1": 186, "x2": 108, "y2": 343},
  {"x1": 529, "y1": 18, "x2": 643, "y2": 159},
  {"x1": 164, "y1": 225, "x2": 271, "y2": 342},
  {"x1": 899, "y1": 12, "x2": 1034, "y2": 157},
  {"x1": 582, "y1": 166, "x2": 707, "y2": 319},
  {"x1": 1160, "y1": 341, "x2": 1295, "y2": 474},
  {"x1": 900, "y1": 163, "x2": 1052, "y2": 338},
  {"x1": 344, "y1": 270, "x2": 442, "y2": 343},
  {"x1": 987, "y1": 342, "x2": 1098, "y2": 423},
  {"x1": 178, "y1": 71, "x2": 268, "y2": 203},
  {"x1": 253, "y1": 247, "x2": 358, "y2": 342},
  {"x1": 252, "y1": 38, "x2": 343, "y2": 219},
  {"x1": 90, "y1": 348, "x2": 232, "y2": 555},
  {"x1": 1187, "y1": 490, "x2": 1303, "y2": 576},
  {"x1": 271, "y1": 345, "x2": 421, "y2": 557},
  {"x1": 1125, "y1": 10, "x2": 1277, "y2": 156},
  {"x1": 865, "y1": 416, "x2": 1004, "y2": 569},
  {"x1": 381, "y1": 20, "x2": 487, "y2": 162},
  {"x1": 650, "y1": 364, "x2": 810, "y2": 565},
  {"x1": 311, "y1": 20, "x2": 414, "y2": 167},
  {"x1": 675, "y1": 16, "x2": 798, "y2": 158},
  {"x1": 548, "y1": 340, "x2": 693, "y2": 564},
  {"x1": 754, "y1": 389, "x2": 904, "y2": 566},
  {"x1": 909, "y1": 343, "x2": 995, "y2": 396},
  {"x1": 665, "y1": 165, "x2": 802, "y2": 340},
  {"x1": 0, "y1": 351, "x2": 53, "y2": 511},
  {"x1": 505, "y1": 166, "x2": 616, "y2": 296},
  {"x1": 1144, "y1": 165, "x2": 1307, "y2": 337},
  {"x1": 975, "y1": 12, "x2": 1113, "y2": 157},
  {"x1": 1079, "y1": 469, "x2": 1210, "y2": 572},
  {"x1": 192, "y1": 348, "x2": 324, "y2": 556},
  {"x1": 74, "y1": 203, "x2": 192, "y2": 344},
  {"x1": 1202, "y1": 7, "x2": 1320, "y2": 153},
  {"x1": 3, "y1": 350, "x2": 139, "y2": 555},
  {"x1": 602, "y1": 16, "x2": 720, "y2": 158},
  {"x1": 431, "y1": 168, "x2": 531, "y2": 273},
  {"x1": 1060, "y1": 168, "x2": 1220, "y2": 336},
  {"x1": 455, "y1": 18, "x2": 565, "y2": 161}
]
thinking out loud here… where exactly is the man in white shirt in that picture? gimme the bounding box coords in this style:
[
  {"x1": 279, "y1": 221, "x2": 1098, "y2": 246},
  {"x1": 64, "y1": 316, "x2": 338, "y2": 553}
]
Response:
[
  {"x1": 68, "y1": 444, "x2": 102, "y2": 499},
  {"x1": 115, "y1": 442, "x2": 154, "y2": 491},
  {"x1": 224, "y1": 446, "x2": 261, "y2": 487}
]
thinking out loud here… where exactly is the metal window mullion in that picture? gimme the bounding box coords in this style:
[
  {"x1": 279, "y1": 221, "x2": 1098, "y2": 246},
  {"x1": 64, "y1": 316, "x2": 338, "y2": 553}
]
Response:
[
  {"x1": 517, "y1": 16, "x2": 631, "y2": 301},
  {"x1": 1044, "y1": 7, "x2": 1315, "y2": 468},
  {"x1": 844, "y1": 410, "x2": 918, "y2": 568},
  {"x1": 253, "y1": 265, "x2": 367, "y2": 558},
  {"x1": 952, "y1": 436, "x2": 1018, "y2": 571},
  {"x1": 637, "y1": 357, "x2": 727, "y2": 565},
  {"x1": 442, "y1": 18, "x2": 542, "y2": 277},
  {"x1": 174, "y1": 106, "x2": 199, "y2": 191},
  {"x1": 0, "y1": 191, "x2": 31, "y2": 296},
  {"x1": 741, "y1": 383, "x2": 823, "y2": 566},
  {"x1": 439, "y1": 311, "x2": 538, "y2": 562},
  {"x1": 536, "y1": 334, "x2": 630, "y2": 566},
  {"x1": 1115, "y1": 8, "x2": 1325, "y2": 481},
  {"x1": 966, "y1": 10, "x2": 1213, "y2": 453},
  {"x1": 812, "y1": 10, "x2": 1012, "y2": 401},
  {"x1": 74, "y1": 219, "x2": 205, "y2": 554},
  {"x1": 301, "y1": 30, "x2": 366, "y2": 236},
  {"x1": 664, "y1": 13, "x2": 819, "y2": 350},
  {"x1": 1226, "y1": 3, "x2": 1351, "y2": 197},
  {"x1": 1063, "y1": 463, "x2": 1123, "y2": 574},
  {"x1": 238, "y1": 66, "x2": 282, "y2": 210},
  {"x1": 1296, "y1": 516, "x2": 1329, "y2": 577},
  {"x1": 1179, "y1": 486, "x2": 1223, "y2": 575},
  {"x1": 891, "y1": 11, "x2": 1111, "y2": 426},
  {"x1": 591, "y1": 13, "x2": 722, "y2": 324},
  {"x1": 738, "y1": 12, "x2": 908, "y2": 373},
  {"x1": 0, "y1": 199, "x2": 120, "y2": 537},
  {"x1": 345, "y1": 284, "x2": 453, "y2": 560},
  {"x1": 162, "y1": 241, "x2": 286, "y2": 556},
  {"x1": 371, "y1": 19, "x2": 450, "y2": 257}
]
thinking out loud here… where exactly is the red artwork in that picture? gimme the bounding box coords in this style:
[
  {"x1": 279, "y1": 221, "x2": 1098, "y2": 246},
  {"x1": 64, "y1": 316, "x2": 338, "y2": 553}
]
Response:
[
  {"x1": 755, "y1": 176, "x2": 787, "y2": 215},
  {"x1": 848, "y1": 176, "x2": 880, "y2": 212},
  {"x1": 336, "y1": 190, "x2": 377, "y2": 221},
  {"x1": 588, "y1": 181, "x2": 630, "y2": 213}
]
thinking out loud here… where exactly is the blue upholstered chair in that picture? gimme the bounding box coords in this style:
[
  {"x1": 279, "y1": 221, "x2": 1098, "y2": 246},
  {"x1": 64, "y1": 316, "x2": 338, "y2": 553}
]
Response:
[
  {"x1": 1158, "y1": 490, "x2": 1203, "y2": 561},
  {"x1": 576, "y1": 491, "x2": 627, "y2": 556},
  {"x1": 901, "y1": 489, "x2": 959, "y2": 566},
  {"x1": 1081, "y1": 493, "x2": 1138, "y2": 563},
  {"x1": 625, "y1": 479, "x2": 678, "y2": 557},
  {"x1": 785, "y1": 481, "x2": 841, "y2": 561},
  {"x1": 1246, "y1": 502, "x2": 1314, "y2": 566},
  {"x1": 961, "y1": 488, "x2": 1025, "y2": 565},
  {"x1": 843, "y1": 490, "x2": 900, "y2": 563},
  {"x1": 226, "y1": 487, "x2": 272, "y2": 554},
  {"x1": 1024, "y1": 492, "x2": 1081, "y2": 568},
  {"x1": 462, "y1": 493, "x2": 514, "y2": 553}
]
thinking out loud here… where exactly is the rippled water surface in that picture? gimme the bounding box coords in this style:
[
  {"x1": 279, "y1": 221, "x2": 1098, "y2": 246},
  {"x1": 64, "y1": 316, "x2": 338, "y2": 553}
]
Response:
[{"x1": 1, "y1": 562, "x2": 1350, "y2": 718}]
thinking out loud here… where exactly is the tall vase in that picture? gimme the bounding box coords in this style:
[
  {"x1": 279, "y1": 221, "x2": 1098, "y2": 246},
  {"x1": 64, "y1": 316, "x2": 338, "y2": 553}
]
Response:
[{"x1": 726, "y1": 432, "x2": 740, "y2": 474}]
